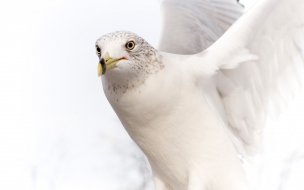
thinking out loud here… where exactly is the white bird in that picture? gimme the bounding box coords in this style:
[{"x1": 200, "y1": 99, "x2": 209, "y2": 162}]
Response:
[{"x1": 95, "y1": 0, "x2": 304, "y2": 189}]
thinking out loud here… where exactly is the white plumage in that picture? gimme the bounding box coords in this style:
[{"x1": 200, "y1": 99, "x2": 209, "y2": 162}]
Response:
[{"x1": 95, "y1": 0, "x2": 304, "y2": 189}]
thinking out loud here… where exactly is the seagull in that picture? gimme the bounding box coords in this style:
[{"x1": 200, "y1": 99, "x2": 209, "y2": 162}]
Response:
[{"x1": 95, "y1": 0, "x2": 304, "y2": 189}]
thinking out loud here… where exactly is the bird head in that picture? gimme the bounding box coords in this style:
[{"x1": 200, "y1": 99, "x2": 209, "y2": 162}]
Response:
[{"x1": 95, "y1": 31, "x2": 163, "y2": 78}]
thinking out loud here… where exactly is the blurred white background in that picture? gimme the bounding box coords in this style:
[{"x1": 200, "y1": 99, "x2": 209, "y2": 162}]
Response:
[{"x1": 1, "y1": 0, "x2": 304, "y2": 189}]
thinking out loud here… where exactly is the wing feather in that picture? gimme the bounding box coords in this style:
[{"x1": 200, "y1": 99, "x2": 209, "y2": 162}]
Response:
[
  {"x1": 158, "y1": 0, "x2": 244, "y2": 54},
  {"x1": 200, "y1": 0, "x2": 304, "y2": 156}
]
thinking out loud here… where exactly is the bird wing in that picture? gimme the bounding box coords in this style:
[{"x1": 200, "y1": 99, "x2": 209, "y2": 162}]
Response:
[
  {"x1": 194, "y1": 0, "x2": 304, "y2": 156},
  {"x1": 158, "y1": 0, "x2": 244, "y2": 54}
]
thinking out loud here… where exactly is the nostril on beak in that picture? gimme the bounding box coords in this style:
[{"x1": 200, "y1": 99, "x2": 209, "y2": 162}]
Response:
[{"x1": 103, "y1": 52, "x2": 111, "y2": 63}]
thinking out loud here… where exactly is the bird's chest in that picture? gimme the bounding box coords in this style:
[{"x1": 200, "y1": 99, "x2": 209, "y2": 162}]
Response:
[
  {"x1": 106, "y1": 73, "x2": 186, "y2": 131},
  {"x1": 102, "y1": 71, "x2": 235, "y2": 189},
  {"x1": 105, "y1": 72, "x2": 201, "y2": 145},
  {"x1": 105, "y1": 75, "x2": 224, "y2": 186}
]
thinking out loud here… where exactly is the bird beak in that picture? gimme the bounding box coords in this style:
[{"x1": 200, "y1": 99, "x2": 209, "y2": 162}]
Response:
[{"x1": 98, "y1": 52, "x2": 128, "y2": 76}]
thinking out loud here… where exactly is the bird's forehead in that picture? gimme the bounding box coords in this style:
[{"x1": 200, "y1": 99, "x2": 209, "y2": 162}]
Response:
[{"x1": 96, "y1": 31, "x2": 142, "y2": 46}]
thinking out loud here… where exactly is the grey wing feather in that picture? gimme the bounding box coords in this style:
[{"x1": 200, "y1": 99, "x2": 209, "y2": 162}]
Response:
[
  {"x1": 202, "y1": 0, "x2": 304, "y2": 156},
  {"x1": 158, "y1": 0, "x2": 244, "y2": 54}
]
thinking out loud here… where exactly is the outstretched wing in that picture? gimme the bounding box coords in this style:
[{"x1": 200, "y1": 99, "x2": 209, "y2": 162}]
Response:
[
  {"x1": 158, "y1": 0, "x2": 244, "y2": 54},
  {"x1": 200, "y1": 0, "x2": 304, "y2": 156}
]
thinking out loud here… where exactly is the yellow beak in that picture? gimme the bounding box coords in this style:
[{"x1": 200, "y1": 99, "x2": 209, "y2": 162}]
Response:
[{"x1": 97, "y1": 52, "x2": 122, "y2": 77}]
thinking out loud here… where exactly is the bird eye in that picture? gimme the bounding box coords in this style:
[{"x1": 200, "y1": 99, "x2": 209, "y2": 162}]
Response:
[
  {"x1": 125, "y1": 41, "x2": 135, "y2": 50},
  {"x1": 96, "y1": 45, "x2": 101, "y2": 55}
]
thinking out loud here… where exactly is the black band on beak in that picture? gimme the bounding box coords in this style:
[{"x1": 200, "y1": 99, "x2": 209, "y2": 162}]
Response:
[{"x1": 99, "y1": 58, "x2": 106, "y2": 75}]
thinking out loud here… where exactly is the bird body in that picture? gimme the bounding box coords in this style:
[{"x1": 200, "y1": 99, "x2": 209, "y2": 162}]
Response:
[
  {"x1": 95, "y1": 0, "x2": 304, "y2": 189},
  {"x1": 103, "y1": 53, "x2": 249, "y2": 189}
]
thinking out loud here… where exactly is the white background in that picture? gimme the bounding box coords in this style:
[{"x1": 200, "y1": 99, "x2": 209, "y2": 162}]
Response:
[{"x1": 1, "y1": 0, "x2": 304, "y2": 189}]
